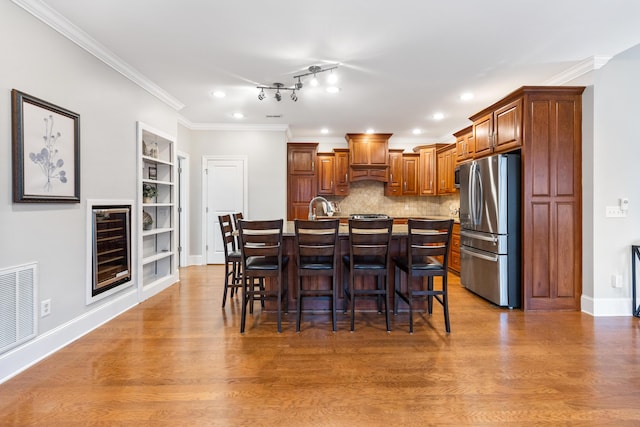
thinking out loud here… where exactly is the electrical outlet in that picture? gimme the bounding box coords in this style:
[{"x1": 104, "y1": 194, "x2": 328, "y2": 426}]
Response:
[{"x1": 40, "y1": 299, "x2": 51, "y2": 317}]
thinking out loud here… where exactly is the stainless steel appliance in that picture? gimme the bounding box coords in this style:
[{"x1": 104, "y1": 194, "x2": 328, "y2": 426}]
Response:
[
  {"x1": 350, "y1": 214, "x2": 390, "y2": 220},
  {"x1": 459, "y1": 153, "x2": 520, "y2": 308}
]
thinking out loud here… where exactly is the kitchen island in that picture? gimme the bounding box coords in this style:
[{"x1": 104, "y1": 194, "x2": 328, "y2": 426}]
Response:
[{"x1": 262, "y1": 219, "x2": 455, "y2": 312}]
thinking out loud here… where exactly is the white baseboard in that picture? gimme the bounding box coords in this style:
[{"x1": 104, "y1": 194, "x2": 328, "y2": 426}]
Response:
[
  {"x1": 0, "y1": 288, "x2": 139, "y2": 384},
  {"x1": 188, "y1": 255, "x2": 204, "y2": 265},
  {"x1": 582, "y1": 294, "x2": 633, "y2": 316}
]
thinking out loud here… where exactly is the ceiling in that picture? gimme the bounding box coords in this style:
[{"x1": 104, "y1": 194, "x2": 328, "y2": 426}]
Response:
[{"x1": 25, "y1": 0, "x2": 640, "y2": 142}]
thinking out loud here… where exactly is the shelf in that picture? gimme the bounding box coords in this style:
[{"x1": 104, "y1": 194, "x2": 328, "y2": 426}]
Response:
[
  {"x1": 142, "y1": 178, "x2": 174, "y2": 186},
  {"x1": 142, "y1": 251, "x2": 174, "y2": 265},
  {"x1": 142, "y1": 155, "x2": 173, "y2": 166},
  {"x1": 142, "y1": 203, "x2": 173, "y2": 207},
  {"x1": 142, "y1": 227, "x2": 174, "y2": 237}
]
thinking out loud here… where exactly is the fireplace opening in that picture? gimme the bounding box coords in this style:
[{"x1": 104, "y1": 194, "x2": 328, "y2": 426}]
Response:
[{"x1": 91, "y1": 205, "x2": 132, "y2": 297}]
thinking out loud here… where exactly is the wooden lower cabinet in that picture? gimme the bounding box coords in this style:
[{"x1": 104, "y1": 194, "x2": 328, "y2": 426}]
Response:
[{"x1": 449, "y1": 222, "x2": 460, "y2": 274}]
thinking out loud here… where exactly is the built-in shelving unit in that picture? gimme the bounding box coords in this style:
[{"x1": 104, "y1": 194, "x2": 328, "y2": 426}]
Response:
[{"x1": 137, "y1": 122, "x2": 178, "y2": 300}]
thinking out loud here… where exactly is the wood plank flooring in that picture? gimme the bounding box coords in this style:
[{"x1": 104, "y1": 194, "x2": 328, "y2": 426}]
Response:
[{"x1": 1, "y1": 265, "x2": 639, "y2": 426}]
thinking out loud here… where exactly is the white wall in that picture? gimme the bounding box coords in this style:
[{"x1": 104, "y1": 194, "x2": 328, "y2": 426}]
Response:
[
  {"x1": 184, "y1": 129, "x2": 288, "y2": 260},
  {"x1": 587, "y1": 44, "x2": 640, "y2": 315},
  {"x1": 0, "y1": 2, "x2": 180, "y2": 382}
]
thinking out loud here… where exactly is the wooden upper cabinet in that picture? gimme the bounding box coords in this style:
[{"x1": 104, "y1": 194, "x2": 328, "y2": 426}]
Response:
[
  {"x1": 385, "y1": 149, "x2": 403, "y2": 196},
  {"x1": 317, "y1": 153, "x2": 335, "y2": 195},
  {"x1": 454, "y1": 125, "x2": 474, "y2": 163},
  {"x1": 471, "y1": 98, "x2": 522, "y2": 157},
  {"x1": 472, "y1": 113, "x2": 493, "y2": 157},
  {"x1": 402, "y1": 153, "x2": 420, "y2": 196},
  {"x1": 494, "y1": 98, "x2": 522, "y2": 152},
  {"x1": 437, "y1": 144, "x2": 456, "y2": 195},
  {"x1": 346, "y1": 133, "x2": 391, "y2": 182},
  {"x1": 415, "y1": 145, "x2": 437, "y2": 196},
  {"x1": 334, "y1": 149, "x2": 350, "y2": 195},
  {"x1": 288, "y1": 143, "x2": 317, "y2": 175}
]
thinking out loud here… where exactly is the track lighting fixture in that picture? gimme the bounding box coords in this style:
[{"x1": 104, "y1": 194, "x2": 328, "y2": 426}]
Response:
[{"x1": 256, "y1": 64, "x2": 339, "y2": 102}]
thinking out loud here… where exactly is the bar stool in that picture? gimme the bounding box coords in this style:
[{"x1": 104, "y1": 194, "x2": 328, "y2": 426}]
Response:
[
  {"x1": 294, "y1": 219, "x2": 340, "y2": 332},
  {"x1": 343, "y1": 218, "x2": 393, "y2": 332},
  {"x1": 393, "y1": 219, "x2": 454, "y2": 333},
  {"x1": 238, "y1": 219, "x2": 289, "y2": 333},
  {"x1": 218, "y1": 214, "x2": 242, "y2": 308}
]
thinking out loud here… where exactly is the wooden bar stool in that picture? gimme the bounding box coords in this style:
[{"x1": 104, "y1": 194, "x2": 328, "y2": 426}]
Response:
[
  {"x1": 218, "y1": 214, "x2": 242, "y2": 308},
  {"x1": 238, "y1": 219, "x2": 289, "y2": 333},
  {"x1": 294, "y1": 219, "x2": 340, "y2": 332},
  {"x1": 343, "y1": 218, "x2": 393, "y2": 332},
  {"x1": 393, "y1": 219, "x2": 454, "y2": 333}
]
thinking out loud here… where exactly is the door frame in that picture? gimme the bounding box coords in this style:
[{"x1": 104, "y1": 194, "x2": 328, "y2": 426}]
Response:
[
  {"x1": 201, "y1": 155, "x2": 249, "y2": 264},
  {"x1": 177, "y1": 151, "x2": 189, "y2": 267}
]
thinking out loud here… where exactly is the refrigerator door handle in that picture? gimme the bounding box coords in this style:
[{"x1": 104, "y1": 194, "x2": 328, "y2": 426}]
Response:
[
  {"x1": 460, "y1": 230, "x2": 499, "y2": 243},
  {"x1": 461, "y1": 246, "x2": 499, "y2": 263}
]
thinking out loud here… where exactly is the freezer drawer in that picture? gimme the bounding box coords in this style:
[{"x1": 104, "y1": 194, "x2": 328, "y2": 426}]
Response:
[
  {"x1": 460, "y1": 229, "x2": 508, "y2": 254},
  {"x1": 460, "y1": 245, "x2": 515, "y2": 307}
]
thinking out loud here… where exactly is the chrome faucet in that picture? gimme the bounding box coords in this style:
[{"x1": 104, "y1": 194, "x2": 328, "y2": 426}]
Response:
[{"x1": 308, "y1": 196, "x2": 335, "y2": 220}]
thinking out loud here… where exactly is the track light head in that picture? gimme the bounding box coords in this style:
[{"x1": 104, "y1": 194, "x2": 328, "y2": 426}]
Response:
[
  {"x1": 295, "y1": 78, "x2": 303, "y2": 90},
  {"x1": 291, "y1": 91, "x2": 298, "y2": 102},
  {"x1": 258, "y1": 88, "x2": 265, "y2": 100},
  {"x1": 275, "y1": 92, "x2": 282, "y2": 101}
]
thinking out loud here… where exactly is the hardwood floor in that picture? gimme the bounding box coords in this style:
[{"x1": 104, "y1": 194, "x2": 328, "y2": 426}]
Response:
[{"x1": 1, "y1": 265, "x2": 639, "y2": 426}]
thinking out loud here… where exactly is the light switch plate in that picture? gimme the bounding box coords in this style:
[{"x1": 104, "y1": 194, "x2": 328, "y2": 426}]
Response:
[{"x1": 606, "y1": 206, "x2": 626, "y2": 217}]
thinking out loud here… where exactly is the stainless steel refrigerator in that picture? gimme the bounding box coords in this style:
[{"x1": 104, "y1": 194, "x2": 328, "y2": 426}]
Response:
[{"x1": 458, "y1": 153, "x2": 520, "y2": 308}]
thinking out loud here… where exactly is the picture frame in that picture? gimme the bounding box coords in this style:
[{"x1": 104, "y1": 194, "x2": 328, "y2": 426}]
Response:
[
  {"x1": 148, "y1": 166, "x2": 157, "y2": 180},
  {"x1": 12, "y1": 89, "x2": 80, "y2": 203}
]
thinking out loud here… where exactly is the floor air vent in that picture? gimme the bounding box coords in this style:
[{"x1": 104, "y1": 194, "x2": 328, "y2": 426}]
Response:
[{"x1": 0, "y1": 263, "x2": 37, "y2": 355}]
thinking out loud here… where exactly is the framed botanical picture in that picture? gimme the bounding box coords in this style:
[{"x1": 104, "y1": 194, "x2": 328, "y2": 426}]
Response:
[
  {"x1": 148, "y1": 166, "x2": 157, "y2": 180},
  {"x1": 12, "y1": 89, "x2": 81, "y2": 203}
]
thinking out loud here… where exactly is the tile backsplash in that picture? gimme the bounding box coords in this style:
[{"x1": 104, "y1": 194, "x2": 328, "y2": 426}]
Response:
[{"x1": 325, "y1": 181, "x2": 459, "y2": 218}]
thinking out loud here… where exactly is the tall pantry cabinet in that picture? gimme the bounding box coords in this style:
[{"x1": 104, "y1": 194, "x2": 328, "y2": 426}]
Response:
[{"x1": 470, "y1": 86, "x2": 584, "y2": 311}]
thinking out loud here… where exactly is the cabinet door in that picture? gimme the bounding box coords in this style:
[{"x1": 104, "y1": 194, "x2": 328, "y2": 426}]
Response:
[
  {"x1": 288, "y1": 175, "x2": 315, "y2": 220},
  {"x1": 369, "y1": 139, "x2": 389, "y2": 166},
  {"x1": 317, "y1": 154, "x2": 335, "y2": 195},
  {"x1": 418, "y1": 147, "x2": 436, "y2": 196},
  {"x1": 437, "y1": 151, "x2": 446, "y2": 194},
  {"x1": 473, "y1": 113, "x2": 493, "y2": 157},
  {"x1": 334, "y1": 150, "x2": 350, "y2": 195},
  {"x1": 385, "y1": 151, "x2": 403, "y2": 196},
  {"x1": 402, "y1": 154, "x2": 419, "y2": 196},
  {"x1": 494, "y1": 98, "x2": 522, "y2": 152},
  {"x1": 350, "y1": 139, "x2": 369, "y2": 166},
  {"x1": 288, "y1": 145, "x2": 316, "y2": 174}
]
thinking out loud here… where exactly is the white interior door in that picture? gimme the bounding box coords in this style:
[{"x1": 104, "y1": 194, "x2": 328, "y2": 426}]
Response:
[{"x1": 205, "y1": 157, "x2": 247, "y2": 264}]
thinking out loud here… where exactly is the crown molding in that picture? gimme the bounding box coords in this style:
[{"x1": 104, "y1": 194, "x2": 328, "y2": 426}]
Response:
[
  {"x1": 544, "y1": 55, "x2": 612, "y2": 85},
  {"x1": 178, "y1": 116, "x2": 290, "y2": 133},
  {"x1": 12, "y1": 0, "x2": 185, "y2": 111}
]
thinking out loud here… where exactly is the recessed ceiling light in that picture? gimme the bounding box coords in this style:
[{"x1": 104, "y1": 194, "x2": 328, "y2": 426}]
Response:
[
  {"x1": 460, "y1": 92, "x2": 474, "y2": 101},
  {"x1": 321, "y1": 128, "x2": 329, "y2": 134},
  {"x1": 212, "y1": 90, "x2": 226, "y2": 98},
  {"x1": 412, "y1": 128, "x2": 422, "y2": 135},
  {"x1": 326, "y1": 86, "x2": 340, "y2": 94},
  {"x1": 365, "y1": 128, "x2": 375, "y2": 134},
  {"x1": 433, "y1": 112, "x2": 444, "y2": 120},
  {"x1": 232, "y1": 112, "x2": 244, "y2": 119}
]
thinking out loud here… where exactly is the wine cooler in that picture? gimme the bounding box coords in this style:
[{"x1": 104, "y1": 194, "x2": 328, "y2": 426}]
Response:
[{"x1": 91, "y1": 205, "x2": 132, "y2": 297}]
